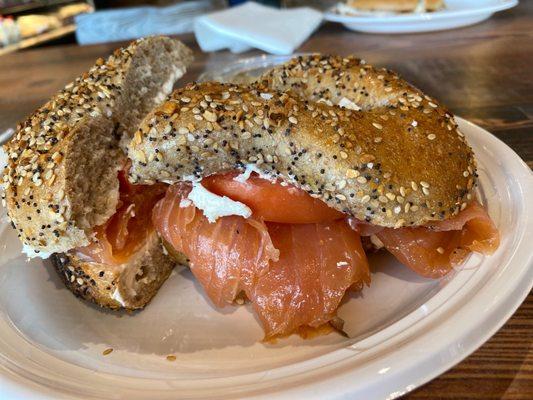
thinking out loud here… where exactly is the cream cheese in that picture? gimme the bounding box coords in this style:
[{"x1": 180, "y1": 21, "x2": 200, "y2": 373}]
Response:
[
  {"x1": 338, "y1": 97, "x2": 362, "y2": 111},
  {"x1": 111, "y1": 288, "x2": 127, "y2": 307},
  {"x1": 22, "y1": 243, "x2": 52, "y2": 259},
  {"x1": 187, "y1": 182, "x2": 252, "y2": 223},
  {"x1": 234, "y1": 164, "x2": 275, "y2": 183},
  {"x1": 153, "y1": 66, "x2": 186, "y2": 104}
]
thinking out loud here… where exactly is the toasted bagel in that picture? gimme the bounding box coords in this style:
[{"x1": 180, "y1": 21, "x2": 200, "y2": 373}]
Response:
[
  {"x1": 3, "y1": 36, "x2": 193, "y2": 256},
  {"x1": 128, "y1": 60, "x2": 476, "y2": 227},
  {"x1": 52, "y1": 231, "x2": 174, "y2": 310}
]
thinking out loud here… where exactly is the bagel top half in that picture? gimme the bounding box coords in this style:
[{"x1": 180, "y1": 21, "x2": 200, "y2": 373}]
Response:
[
  {"x1": 128, "y1": 55, "x2": 476, "y2": 228},
  {"x1": 2, "y1": 36, "x2": 192, "y2": 256}
]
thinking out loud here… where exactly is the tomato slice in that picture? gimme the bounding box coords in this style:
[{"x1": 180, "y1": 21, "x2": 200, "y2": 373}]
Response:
[{"x1": 202, "y1": 172, "x2": 344, "y2": 224}]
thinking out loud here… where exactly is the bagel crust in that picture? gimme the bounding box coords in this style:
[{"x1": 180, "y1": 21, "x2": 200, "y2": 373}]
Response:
[
  {"x1": 128, "y1": 60, "x2": 477, "y2": 227},
  {"x1": 52, "y1": 231, "x2": 175, "y2": 310},
  {"x1": 2, "y1": 36, "x2": 192, "y2": 256}
]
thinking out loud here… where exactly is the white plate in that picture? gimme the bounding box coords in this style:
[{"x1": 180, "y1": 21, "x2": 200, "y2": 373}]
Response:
[
  {"x1": 0, "y1": 118, "x2": 531, "y2": 397},
  {"x1": 324, "y1": 0, "x2": 518, "y2": 33}
]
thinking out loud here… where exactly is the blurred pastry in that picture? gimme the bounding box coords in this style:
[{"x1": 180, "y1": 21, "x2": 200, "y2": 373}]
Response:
[{"x1": 346, "y1": 0, "x2": 444, "y2": 13}]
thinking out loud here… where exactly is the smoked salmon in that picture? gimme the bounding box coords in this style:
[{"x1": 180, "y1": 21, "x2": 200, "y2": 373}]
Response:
[
  {"x1": 152, "y1": 184, "x2": 279, "y2": 307},
  {"x1": 76, "y1": 170, "x2": 167, "y2": 265},
  {"x1": 251, "y1": 221, "x2": 370, "y2": 338},
  {"x1": 152, "y1": 183, "x2": 370, "y2": 338},
  {"x1": 350, "y1": 201, "x2": 500, "y2": 278}
]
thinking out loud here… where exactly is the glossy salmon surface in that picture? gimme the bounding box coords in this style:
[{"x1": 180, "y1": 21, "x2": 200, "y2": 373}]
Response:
[
  {"x1": 153, "y1": 184, "x2": 370, "y2": 338},
  {"x1": 350, "y1": 201, "x2": 500, "y2": 278}
]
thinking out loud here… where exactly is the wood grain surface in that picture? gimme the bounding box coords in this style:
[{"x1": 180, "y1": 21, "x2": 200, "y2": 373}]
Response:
[{"x1": 0, "y1": 1, "x2": 531, "y2": 398}]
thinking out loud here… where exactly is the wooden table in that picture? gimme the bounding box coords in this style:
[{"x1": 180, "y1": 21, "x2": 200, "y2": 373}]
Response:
[{"x1": 0, "y1": 1, "x2": 531, "y2": 398}]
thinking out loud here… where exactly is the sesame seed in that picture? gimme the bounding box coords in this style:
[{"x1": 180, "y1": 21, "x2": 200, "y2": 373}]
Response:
[
  {"x1": 346, "y1": 169, "x2": 359, "y2": 179},
  {"x1": 372, "y1": 122, "x2": 382, "y2": 130},
  {"x1": 76, "y1": 277, "x2": 84, "y2": 285},
  {"x1": 411, "y1": 181, "x2": 418, "y2": 191},
  {"x1": 335, "y1": 194, "x2": 347, "y2": 201},
  {"x1": 385, "y1": 192, "x2": 396, "y2": 201},
  {"x1": 436, "y1": 247, "x2": 445, "y2": 254},
  {"x1": 378, "y1": 195, "x2": 388, "y2": 203},
  {"x1": 203, "y1": 110, "x2": 217, "y2": 122},
  {"x1": 361, "y1": 195, "x2": 370, "y2": 203},
  {"x1": 340, "y1": 151, "x2": 348, "y2": 159},
  {"x1": 374, "y1": 137, "x2": 382, "y2": 143},
  {"x1": 463, "y1": 171, "x2": 469, "y2": 177},
  {"x1": 357, "y1": 176, "x2": 367, "y2": 184},
  {"x1": 427, "y1": 134, "x2": 436, "y2": 140},
  {"x1": 420, "y1": 181, "x2": 430, "y2": 188},
  {"x1": 134, "y1": 130, "x2": 143, "y2": 145},
  {"x1": 289, "y1": 116, "x2": 298, "y2": 124},
  {"x1": 394, "y1": 219, "x2": 405, "y2": 228},
  {"x1": 428, "y1": 102, "x2": 438, "y2": 108},
  {"x1": 337, "y1": 180, "x2": 347, "y2": 189},
  {"x1": 399, "y1": 186, "x2": 406, "y2": 197},
  {"x1": 422, "y1": 187, "x2": 430, "y2": 196}
]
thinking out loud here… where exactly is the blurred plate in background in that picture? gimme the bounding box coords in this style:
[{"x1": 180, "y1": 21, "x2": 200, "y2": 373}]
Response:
[{"x1": 324, "y1": 0, "x2": 518, "y2": 33}]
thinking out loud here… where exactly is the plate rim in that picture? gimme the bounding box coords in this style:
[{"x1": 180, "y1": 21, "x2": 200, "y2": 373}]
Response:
[{"x1": 0, "y1": 117, "x2": 531, "y2": 400}]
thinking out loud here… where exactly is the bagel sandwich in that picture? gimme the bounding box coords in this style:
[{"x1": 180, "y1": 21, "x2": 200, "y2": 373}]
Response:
[
  {"x1": 3, "y1": 50, "x2": 499, "y2": 336},
  {"x1": 2, "y1": 36, "x2": 193, "y2": 310},
  {"x1": 127, "y1": 55, "x2": 500, "y2": 338}
]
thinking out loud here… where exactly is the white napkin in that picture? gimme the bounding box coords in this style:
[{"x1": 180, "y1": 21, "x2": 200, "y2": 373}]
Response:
[{"x1": 194, "y1": 2, "x2": 323, "y2": 55}]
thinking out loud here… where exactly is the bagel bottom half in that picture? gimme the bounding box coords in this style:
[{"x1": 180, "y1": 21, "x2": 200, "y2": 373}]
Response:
[{"x1": 52, "y1": 232, "x2": 175, "y2": 310}]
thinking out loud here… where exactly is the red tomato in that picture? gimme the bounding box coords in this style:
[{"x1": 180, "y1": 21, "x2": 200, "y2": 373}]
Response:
[{"x1": 201, "y1": 172, "x2": 344, "y2": 224}]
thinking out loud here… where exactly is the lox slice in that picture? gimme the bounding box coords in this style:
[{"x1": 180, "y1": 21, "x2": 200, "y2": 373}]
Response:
[
  {"x1": 76, "y1": 171, "x2": 167, "y2": 265},
  {"x1": 152, "y1": 184, "x2": 279, "y2": 307},
  {"x1": 352, "y1": 201, "x2": 500, "y2": 278},
  {"x1": 152, "y1": 184, "x2": 370, "y2": 338},
  {"x1": 254, "y1": 221, "x2": 370, "y2": 339}
]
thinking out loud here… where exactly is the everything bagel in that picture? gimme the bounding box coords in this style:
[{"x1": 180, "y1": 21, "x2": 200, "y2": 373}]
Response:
[{"x1": 128, "y1": 56, "x2": 476, "y2": 227}]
